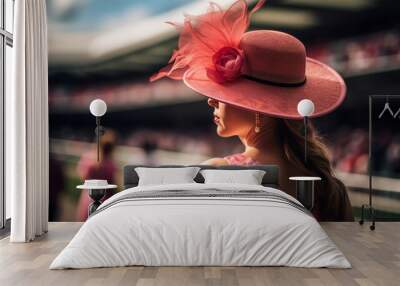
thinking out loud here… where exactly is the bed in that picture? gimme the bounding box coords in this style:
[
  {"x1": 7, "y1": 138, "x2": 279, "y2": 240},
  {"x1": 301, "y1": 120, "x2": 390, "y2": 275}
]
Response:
[{"x1": 50, "y1": 165, "x2": 350, "y2": 269}]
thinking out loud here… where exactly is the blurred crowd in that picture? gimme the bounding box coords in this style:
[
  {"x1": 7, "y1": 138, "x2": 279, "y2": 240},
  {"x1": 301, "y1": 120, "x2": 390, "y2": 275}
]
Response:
[
  {"x1": 49, "y1": 30, "x2": 400, "y2": 113},
  {"x1": 50, "y1": 126, "x2": 241, "y2": 158},
  {"x1": 49, "y1": 79, "x2": 200, "y2": 112},
  {"x1": 125, "y1": 129, "x2": 240, "y2": 158},
  {"x1": 309, "y1": 30, "x2": 400, "y2": 75},
  {"x1": 331, "y1": 128, "x2": 400, "y2": 177},
  {"x1": 51, "y1": 125, "x2": 400, "y2": 177}
]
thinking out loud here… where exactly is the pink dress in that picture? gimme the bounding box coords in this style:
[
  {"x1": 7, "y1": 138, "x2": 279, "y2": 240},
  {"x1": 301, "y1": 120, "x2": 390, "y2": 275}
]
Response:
[{"x1": 224, "y1": 153, "x2": 260, "y2": 165}]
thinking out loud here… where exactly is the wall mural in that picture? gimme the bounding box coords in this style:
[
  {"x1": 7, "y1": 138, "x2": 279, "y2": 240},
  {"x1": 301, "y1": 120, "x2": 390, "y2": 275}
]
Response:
[{"x1": 46, "y1": 0, "x2": 400, "y2": 223}]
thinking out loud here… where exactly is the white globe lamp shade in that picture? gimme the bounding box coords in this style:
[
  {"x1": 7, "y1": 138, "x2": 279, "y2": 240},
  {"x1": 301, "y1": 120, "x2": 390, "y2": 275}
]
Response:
[
  {"x1": 297, "y1": 99, "x2": 315, "y2": 117},
  {"x1": 90, "y1": 99, "x2": 107, "y2": 117}
]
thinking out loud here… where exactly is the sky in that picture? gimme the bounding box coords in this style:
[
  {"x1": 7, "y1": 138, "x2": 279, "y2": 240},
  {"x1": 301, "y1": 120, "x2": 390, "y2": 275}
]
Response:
[{"x1": 48, "y1": 0, "x2": 194, "y2": 31}]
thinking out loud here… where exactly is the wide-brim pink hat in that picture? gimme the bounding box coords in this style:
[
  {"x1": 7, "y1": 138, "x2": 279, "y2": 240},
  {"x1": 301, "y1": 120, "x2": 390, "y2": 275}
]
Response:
[{"x1": 150, "y1": 0, "x2": 346, "y2": 119}]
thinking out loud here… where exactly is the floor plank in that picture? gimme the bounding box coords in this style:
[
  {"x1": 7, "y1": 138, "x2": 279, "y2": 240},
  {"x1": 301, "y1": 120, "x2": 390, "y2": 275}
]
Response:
[{"x1": 0, "y1": 222, "x2": 399, "y2": 286}]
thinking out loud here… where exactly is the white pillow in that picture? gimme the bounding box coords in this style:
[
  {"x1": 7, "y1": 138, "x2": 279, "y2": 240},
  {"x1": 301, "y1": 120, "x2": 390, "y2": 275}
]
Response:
[
  {"x1": 135, "y1": 167, "x2": 200, "y2": 186},
  {"x1": 200, "y1": 169, "x2": 266, "y2": 185}
]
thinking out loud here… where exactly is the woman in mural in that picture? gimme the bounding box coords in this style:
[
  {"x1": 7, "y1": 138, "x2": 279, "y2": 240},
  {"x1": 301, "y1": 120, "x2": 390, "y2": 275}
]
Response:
[{"x1": 150, "y1": 0, "x2": 353, "y2": 221}]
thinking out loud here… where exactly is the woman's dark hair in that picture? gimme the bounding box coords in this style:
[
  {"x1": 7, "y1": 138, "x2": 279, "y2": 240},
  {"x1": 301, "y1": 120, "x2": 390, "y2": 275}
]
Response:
[{"x1": 278, "y1": 119, "x2": 354, "y2": 221}]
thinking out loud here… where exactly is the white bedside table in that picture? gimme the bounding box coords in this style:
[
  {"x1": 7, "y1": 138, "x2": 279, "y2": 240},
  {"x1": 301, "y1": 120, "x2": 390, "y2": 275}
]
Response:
[
  {"x1": 77, "y1": 183, "x2": 117, "y2": 216},
  {"x1": 289, "y1": 176, "x2": 321, "y2": 210}
]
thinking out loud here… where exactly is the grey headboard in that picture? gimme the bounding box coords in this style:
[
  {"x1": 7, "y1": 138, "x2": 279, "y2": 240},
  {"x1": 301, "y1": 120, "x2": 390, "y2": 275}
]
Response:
[{"x1": 123, "y1": 165, "x2": 280, "y2": 189}]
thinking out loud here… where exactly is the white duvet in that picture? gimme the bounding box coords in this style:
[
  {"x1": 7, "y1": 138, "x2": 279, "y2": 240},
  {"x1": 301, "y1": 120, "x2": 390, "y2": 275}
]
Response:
[{"x1": 50, "y1": 183, "x2": 351, "y2": 269}]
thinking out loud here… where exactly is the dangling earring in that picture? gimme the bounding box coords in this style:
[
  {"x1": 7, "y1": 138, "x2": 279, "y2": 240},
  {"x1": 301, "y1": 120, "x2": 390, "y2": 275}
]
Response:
[{"x1": 255, "y1": 112, "x2": 261, "y2": 133}]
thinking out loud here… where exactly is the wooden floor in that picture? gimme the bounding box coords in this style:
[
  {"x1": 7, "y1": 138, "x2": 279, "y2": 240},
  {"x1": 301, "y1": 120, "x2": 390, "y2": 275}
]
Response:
[{"x1": 0, "y1": 222, "x2": 399, "y2": 286}]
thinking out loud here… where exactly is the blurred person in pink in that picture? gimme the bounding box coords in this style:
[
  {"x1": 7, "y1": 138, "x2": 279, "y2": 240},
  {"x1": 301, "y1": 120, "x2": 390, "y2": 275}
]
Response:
[{"x1": 76, "y1": 130, "x2": 118, "y2": 221}]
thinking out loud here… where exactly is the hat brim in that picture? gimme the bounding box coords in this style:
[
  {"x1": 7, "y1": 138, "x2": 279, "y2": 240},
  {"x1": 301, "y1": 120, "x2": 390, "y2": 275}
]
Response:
[{"x1": 183, "y1": 57, "x2": 346, "y2": 119}]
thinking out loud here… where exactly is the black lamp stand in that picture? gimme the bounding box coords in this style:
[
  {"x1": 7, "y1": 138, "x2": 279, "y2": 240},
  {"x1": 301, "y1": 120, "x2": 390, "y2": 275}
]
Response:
[
  {"x1": 294, "y1": 115, "x2": 317, "y2": 211},
  {"x1": 304, "y1": 116, "x2": 308, "y2": 165},
  {"x1": 88, "y1": 117, "x2": 106, "y2": 216},
  {"x1": 359, "y1": 95, "x2": 380, "y2": 231},
  {"x1": 94, "y1": 116, "x2": 105, "y2": 162}
]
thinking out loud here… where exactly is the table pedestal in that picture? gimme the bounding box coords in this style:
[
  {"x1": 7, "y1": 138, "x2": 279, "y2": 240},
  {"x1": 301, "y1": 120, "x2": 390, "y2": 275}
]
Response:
[
  {"x1": 289, "y1": 176, "x2": 321, "y2": 211},
  {"x1": 88, "y1": 189, "x2": 106, "y2": 216},
  {"x1": 295, "y1": 180, "x2": 315, "y2": 210}
]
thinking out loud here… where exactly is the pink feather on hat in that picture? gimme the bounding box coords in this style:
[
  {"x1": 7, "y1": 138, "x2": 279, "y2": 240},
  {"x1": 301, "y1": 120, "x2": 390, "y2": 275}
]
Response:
[{"x1": 150, "y1": 0, "x2": 266, "y2": 82}]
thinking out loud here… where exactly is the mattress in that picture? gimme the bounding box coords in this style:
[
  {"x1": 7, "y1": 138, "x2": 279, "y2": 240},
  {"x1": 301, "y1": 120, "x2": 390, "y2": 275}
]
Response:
[{"x1": 50, "y1": 183, "x2": 351, "y2": 269}]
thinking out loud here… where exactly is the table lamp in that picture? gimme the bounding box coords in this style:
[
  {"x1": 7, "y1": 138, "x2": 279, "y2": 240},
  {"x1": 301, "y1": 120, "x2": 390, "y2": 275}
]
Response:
[
  {"x1": 89, "y1": 99, "x2": 107, "y2": 162},
  {"x1": 293, "y1": 99, "x2": 318, "y2": 211}
]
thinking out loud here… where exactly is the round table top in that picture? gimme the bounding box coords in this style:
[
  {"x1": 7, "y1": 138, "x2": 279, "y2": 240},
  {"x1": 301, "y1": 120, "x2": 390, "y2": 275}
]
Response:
[
  {"x1": 289, "y1": 176, "x2": 322, "y2": 181},
  {"x1": 76, "y1": 184, "x2": 117, "y2": 190}
]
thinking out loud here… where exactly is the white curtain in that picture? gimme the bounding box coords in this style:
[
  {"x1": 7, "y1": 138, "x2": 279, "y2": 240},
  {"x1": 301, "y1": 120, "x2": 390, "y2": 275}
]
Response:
[{"x1": 7, "y1": 0, "x2": 49, "y2": 242}]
